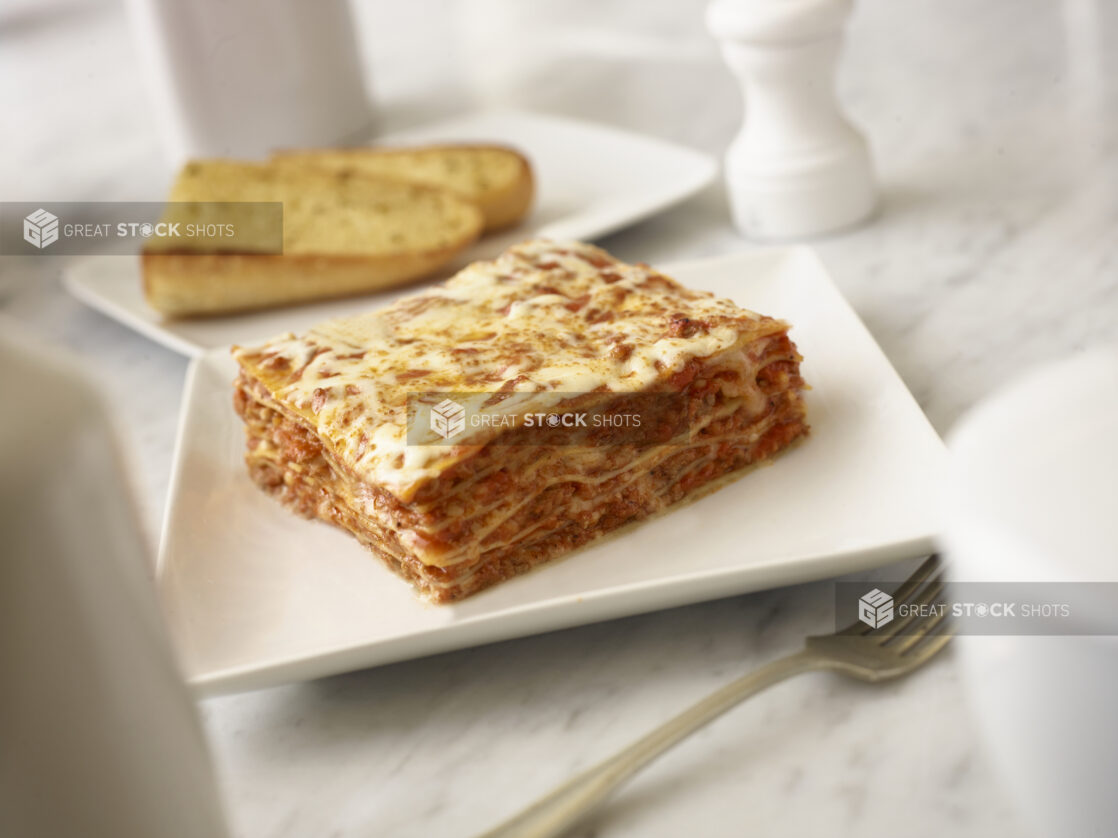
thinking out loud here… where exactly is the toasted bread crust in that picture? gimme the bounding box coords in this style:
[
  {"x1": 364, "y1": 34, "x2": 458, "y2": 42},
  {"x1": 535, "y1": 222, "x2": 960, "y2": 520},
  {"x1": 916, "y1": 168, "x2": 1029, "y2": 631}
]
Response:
[
  {"x1": 142, "y1": 241, "x2": 472, "y2": 318},
  {"x1": 273, "y1": 144, "x2": 534, "y2": 233},
  {"x1": 473, "y1": 148, "x2": 534, "y2": 232},
  {"x1": 142, "y1": 157, "x2": 486, "y2": 317}
]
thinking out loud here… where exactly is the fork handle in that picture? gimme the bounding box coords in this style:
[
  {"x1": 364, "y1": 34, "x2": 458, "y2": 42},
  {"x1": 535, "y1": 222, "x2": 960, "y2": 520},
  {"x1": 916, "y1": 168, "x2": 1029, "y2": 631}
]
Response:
[{"x1": 475, "y1": 649, "x2": 824, "y2": 838}]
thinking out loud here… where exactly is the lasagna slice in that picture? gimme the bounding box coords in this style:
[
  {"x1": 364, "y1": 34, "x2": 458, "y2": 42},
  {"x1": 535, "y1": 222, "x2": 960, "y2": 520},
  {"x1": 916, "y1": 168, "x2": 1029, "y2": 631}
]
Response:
[{"x1": 232, "y1": 240, "x2": 808, "y2": 602}]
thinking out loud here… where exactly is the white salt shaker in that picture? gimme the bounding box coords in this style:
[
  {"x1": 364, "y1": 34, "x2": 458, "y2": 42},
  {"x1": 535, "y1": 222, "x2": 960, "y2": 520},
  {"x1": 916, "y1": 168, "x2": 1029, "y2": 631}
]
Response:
[{"x1": 706, "y1": 0, "x2": 876, "y2": 240}]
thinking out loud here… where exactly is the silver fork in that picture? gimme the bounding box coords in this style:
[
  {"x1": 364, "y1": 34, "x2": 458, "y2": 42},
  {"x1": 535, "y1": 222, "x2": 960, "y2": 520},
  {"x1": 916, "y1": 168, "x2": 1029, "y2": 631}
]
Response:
[{"x1": 476, "y1": 555, "x2": 951, "y2": 838}]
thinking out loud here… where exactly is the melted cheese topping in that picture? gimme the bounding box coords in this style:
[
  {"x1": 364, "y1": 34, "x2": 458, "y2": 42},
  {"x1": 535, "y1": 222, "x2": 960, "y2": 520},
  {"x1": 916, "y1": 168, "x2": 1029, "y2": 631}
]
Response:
[{"x1": 233, "y1": 240, "x2": 786, "y2": 500}]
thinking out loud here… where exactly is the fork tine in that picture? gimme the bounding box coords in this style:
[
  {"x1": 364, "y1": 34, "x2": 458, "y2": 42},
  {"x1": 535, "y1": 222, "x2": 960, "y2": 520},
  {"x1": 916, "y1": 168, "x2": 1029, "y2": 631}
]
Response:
[
  {"x1": 892, "y1": 555, "x2": 942, "y2": 605},
  {"x1": 847, "y1": 555, "x2": 942, "y2": 636},
  {"x1": 892, "y1": 608, "x2": 949, "y2": 654},
  {"x1": 900, "y1": 623, "x2": 954, "y2": 662},
  {"x1": 877, "y1": 571, "x2": 946, "y2": 642}
]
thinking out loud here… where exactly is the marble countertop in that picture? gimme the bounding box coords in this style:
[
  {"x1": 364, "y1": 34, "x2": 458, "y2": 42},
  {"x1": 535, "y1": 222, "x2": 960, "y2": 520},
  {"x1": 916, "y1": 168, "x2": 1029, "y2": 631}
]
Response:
[{"x1": 4, "y1": 0, "x2": 1116, "y2": 835}]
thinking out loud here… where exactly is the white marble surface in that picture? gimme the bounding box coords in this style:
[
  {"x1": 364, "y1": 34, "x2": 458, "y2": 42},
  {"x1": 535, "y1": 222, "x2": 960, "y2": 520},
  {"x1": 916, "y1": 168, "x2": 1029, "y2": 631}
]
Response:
[{"x1": 4, "y1": 0, "x2": 1117, "y2": 835}]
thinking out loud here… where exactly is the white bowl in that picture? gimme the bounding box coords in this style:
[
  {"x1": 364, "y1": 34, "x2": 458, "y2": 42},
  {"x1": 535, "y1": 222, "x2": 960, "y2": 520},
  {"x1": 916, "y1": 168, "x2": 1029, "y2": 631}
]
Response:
[
  {"x1": 0, "y1": 327, "x2": 228, "y2": 838},
  {"x1": 942, "y1": 347, "x2": 1118, "y2": 838}
]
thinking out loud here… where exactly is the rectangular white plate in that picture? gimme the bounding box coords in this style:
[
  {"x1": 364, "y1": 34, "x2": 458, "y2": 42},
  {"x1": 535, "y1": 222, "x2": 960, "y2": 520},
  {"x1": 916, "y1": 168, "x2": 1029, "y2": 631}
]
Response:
[
  {"x1": 63, "y1": 109, "x2": 716, "y2": 357},
  {"x1": 160, "y1": 248, "x2": 944, "y2": 695}
]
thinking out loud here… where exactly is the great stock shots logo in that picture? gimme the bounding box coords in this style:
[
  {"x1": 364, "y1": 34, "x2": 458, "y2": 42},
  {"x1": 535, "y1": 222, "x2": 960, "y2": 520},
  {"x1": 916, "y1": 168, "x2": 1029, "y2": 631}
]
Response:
[
  {"x1": 406, "y1": 391, "x2": 682, "y2": 447},
  {"x1": 23, "y1": 208, "x2": 59, "y2": 249},
  {"x1": 430, "y1": 398, "x2": 466, "y2": 440},
  {"x1": 1, "y1": 201, "x2": 284, "y2": 255},
  {"x1": 858, "y1": 588, "x2": 895, "y2": 628}
]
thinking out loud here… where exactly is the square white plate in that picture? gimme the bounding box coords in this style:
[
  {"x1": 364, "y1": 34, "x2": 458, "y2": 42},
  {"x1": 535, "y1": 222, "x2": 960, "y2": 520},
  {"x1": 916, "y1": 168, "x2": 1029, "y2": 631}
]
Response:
[
  {"x1": 63, "y1": 109, "x2": 717, "y2": 357},
  {"x1": 160, "y1": 248, "x2": 944, "y2": 695}
]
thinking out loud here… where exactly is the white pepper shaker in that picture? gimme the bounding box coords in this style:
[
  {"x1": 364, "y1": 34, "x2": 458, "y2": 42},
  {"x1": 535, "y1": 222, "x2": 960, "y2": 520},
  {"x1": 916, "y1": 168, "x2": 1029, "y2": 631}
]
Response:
[{"x1": 706, "y1": 0, "x2": 876, "y2": 240}]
